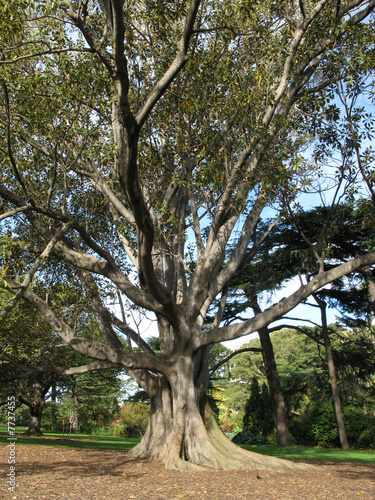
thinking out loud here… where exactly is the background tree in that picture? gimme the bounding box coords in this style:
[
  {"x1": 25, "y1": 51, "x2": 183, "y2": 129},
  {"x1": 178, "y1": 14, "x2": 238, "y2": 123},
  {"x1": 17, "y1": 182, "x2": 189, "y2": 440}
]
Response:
[
  {"x1": 1, "y1": 0, "x2": 375, "y2": 471},
  {"x1": 243, "y1": 376, "x2": 274, "y2": 437},
  {"x1": 58, "y1": 369, "x2": 124, "y2": 433}
]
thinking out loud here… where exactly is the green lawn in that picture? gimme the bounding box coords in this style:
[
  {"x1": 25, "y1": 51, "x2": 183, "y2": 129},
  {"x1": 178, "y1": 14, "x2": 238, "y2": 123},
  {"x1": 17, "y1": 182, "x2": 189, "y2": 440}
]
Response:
[
  {"x1": 0, "y1": 425, "x2": 138, "y2": 451},
  {"x1": 241, "y1": 444, "x2": 375, "y2": 464},
  {"x1": 1, "y1": 425, "x2": 374, "y2": 463}
]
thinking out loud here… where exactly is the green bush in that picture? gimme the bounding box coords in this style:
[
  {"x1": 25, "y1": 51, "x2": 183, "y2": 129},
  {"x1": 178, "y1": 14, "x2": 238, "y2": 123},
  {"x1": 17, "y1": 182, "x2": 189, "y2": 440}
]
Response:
[
  {"x1": 288, "y1": 413, "x2": 314, "y2": 446},
  {"x1": 243, "y1": 377, "x2": 274, "y2": 436},
  {"x1": 118, "y1": 402, "x2": 150, "y2": 437},
  {"x1": 358, "y1": 421, "x2": 375, "y2": 449},
  {"x1": 289, "y1": 402, "x2": 339, "y2": 447},
  {"x1": 342, "y1": 406, "x2": 375, "y2": 448},
  {"x1": 111, "y1": 423, "x2": 127, "y2": 437},
  {"x1": 311, "y1": 404, "x2": 339, "y2": 447},
  {"x1": 232, "y1": 428, "x2": 268, "y2": 445},
  {"x1": 90, "y1": 425, "x2": 112, "y2": 436},
  {"x1": 289, "y1": 403, "x2": 375, "y2": 448}
]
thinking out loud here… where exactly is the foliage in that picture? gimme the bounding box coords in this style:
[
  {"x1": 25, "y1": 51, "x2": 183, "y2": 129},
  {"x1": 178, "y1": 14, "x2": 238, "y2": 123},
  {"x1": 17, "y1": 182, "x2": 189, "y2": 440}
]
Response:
[
  {"x1": 116, "y1": 402, "x2": 150, "y2": 437},
  {"x1": 243, "y1": 376, "x2": 274, "y2": 436},
  {"x1": 57, "y1": 370, "x2": 124, "y2": 432},
  {"x1": 232, "y1": 428, "x2": 268, "y2": 446},
  {"x1": 219, "y1": 325, "x2": 375, "y2": 437},
  {"x1": 289, "y1": 403, "x2": 375, "y2": 449}
]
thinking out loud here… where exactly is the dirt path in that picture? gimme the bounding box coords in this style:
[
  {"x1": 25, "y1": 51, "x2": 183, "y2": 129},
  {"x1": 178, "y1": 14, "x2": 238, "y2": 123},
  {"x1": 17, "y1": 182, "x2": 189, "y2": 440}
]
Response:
[{"x1": 1, "y1": 444, "x2": 374, "y2": 499}]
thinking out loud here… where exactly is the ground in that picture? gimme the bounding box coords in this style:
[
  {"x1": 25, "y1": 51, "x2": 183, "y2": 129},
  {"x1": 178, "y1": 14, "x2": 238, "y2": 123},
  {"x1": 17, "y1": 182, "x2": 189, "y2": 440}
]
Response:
[{"x1": 1, "y1": 444, "x2": 374, "y2": 499}]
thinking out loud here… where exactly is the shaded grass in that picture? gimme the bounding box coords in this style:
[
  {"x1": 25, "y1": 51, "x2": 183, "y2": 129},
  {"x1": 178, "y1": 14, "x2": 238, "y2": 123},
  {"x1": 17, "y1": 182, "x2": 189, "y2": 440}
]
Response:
[
  {"x1": 0, "y1": 425, "x2": 138, "y2": 451},
  {"x1": 241, "y1": 444, "x2": 375, "y2": 464},
  {"x1": 1, "y1": 426, "x2": 374, "y2": 462}
]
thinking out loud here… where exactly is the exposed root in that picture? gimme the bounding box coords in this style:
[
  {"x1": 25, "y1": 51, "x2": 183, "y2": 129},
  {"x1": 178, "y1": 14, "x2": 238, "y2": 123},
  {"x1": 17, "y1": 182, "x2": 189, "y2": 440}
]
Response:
[{"x1": 127, "y1": 395, "x2": 313, "y2": 472}]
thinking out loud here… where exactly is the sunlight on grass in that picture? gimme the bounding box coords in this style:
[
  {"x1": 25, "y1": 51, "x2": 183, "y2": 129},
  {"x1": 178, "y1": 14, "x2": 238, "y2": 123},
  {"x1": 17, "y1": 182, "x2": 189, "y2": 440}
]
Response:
[{"x1": 241, "y1": 444, "x2": 375, "y2": 463}]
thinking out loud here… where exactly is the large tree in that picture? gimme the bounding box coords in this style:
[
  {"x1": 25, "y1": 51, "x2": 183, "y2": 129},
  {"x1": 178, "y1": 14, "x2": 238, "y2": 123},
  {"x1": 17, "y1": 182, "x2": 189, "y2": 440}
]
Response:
[{"x1": 1, "y1": 1, "x2": 375, "y2": 470}]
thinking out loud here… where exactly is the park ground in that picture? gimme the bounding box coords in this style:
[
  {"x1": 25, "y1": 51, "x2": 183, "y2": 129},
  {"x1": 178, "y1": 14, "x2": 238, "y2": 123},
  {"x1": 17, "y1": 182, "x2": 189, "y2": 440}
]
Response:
[{"x1": 1, "y1": 442, "x2": 375, "y2": 500}]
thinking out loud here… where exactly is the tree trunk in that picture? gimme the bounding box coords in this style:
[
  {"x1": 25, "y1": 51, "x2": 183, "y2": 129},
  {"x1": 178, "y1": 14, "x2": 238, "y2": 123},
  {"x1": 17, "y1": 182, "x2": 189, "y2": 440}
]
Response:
[
  {"x1": 20, "y1": 381, "x2": 48, "y2": 437},
  {"x1": 25, "y1": 405, "x2": 44, "y2": 436},
  {"x1": 128, "y1": 352, "x2": 303, "y2": 471},
  {"x1": 314, "y1": 295, "x2": 350, "y2": 450},
  {"x1": 71, "y1": 411, "x2": 80, "y2": 433},
  {"x1": 51, "y1": 384, "x2": 57, "y2": 432},
  {"x1": 361, "y1": 265, "x2": 375, "y2": 316},
  {"x1": 258, "y1": 327, "x2": 293, "y2": 446}
]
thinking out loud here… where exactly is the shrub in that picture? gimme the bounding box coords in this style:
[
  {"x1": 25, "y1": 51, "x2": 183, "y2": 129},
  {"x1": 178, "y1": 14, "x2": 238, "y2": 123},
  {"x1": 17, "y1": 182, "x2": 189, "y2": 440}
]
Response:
[
  {"x1": 342, "y1": 406, "x2": 375, "y2": 448},
  {"x1": 111, "y1": 423, "x2": 127, "y2": 437},
  {"x1": 118, "y1": 402, "x2": 150, "y2": 437},
  {"x1": 90, "y1": 425, "x2": 112, "y2": 436},
  {"x1": 289, "y1": 403, "x2": 375, "y2": 448},
  {"x1": 289, "y1": 402, "x2": 339, "y2": 447},
  {"x1": 243, "y1": 377, "x2": 274, "y2": 436},
  {"x1": 232, "y1": 428, "x2": 268, "y2": 445},
  {"x1": 358, "y1": 421, "x2": 375, "y2": 449}
]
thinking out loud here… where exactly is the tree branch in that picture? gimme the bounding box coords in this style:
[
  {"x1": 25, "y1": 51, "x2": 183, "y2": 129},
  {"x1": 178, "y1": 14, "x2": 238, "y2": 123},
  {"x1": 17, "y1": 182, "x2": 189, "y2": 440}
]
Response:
[
  {"x1": 198, "y1": 250, "x2": 375, "y2": 347},
  {"x1": 135, "y1": 0, "x2": 201, "y2": 127},
  {"x1": 210, "y1": 347, "x2": 262, "y2": 374}
]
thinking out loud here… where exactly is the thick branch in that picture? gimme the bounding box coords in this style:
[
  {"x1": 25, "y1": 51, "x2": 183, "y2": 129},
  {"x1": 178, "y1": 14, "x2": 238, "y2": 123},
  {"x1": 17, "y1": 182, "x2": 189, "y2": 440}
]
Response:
[
  {"x1": 198, "y1": 250, "x2": 375, "y2": 347},
  {"x1": 3, "y1": 282, "x2": 173, "y2": 377}
]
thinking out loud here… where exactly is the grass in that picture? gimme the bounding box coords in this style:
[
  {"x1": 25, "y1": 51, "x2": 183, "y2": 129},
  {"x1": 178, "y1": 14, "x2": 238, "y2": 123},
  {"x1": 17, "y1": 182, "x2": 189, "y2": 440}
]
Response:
[
  {"x1": 241, "y1": 444, "x2": 375, "y2": 464},
  {"x1": 0, "y1": 425, "x2": 138, "y2": 451},
  {"x1": 1, "y1": 425, "x2": 374, "y2": 463}
]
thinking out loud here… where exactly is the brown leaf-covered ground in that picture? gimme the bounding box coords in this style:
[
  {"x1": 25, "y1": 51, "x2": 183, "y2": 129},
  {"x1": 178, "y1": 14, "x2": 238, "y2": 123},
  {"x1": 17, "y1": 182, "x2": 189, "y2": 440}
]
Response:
[{"x1": 1, "y1": 444, "x2": 375, "y2": 499}]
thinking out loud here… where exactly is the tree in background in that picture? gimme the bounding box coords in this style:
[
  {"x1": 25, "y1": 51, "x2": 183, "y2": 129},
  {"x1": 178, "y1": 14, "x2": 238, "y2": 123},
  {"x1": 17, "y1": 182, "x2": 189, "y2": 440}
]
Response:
[
  {"x1": 226, "y1": 200, "x2": 375, "y2": 447},
  {"x1": 0, "y1": 291, "x2": 74, "y2": 435},
  {"x1": 57, "y1": 369, "x2": 124, "y2": 433},
  {"x1": 243, "y1": 376, "x2": 274, "y2": 437},
  {"x1": 1, "y1": 1, "x2": 375, "y2": 470}
]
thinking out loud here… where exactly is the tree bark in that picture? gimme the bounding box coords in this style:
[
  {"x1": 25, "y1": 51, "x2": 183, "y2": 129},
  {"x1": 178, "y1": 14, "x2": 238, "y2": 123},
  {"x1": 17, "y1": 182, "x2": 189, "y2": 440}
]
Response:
[
  {"x1": 71, "y1": 411, "x2": 80, "y2": 434},
  {"x1": 20, "y1": 382, "x2": 46, "y2": 437},
  {"x1": 51, "y1": 383, "x2": 57, "y2": 432},
  {"x1": 314, "y1": 295, "x2": 350, "y2": 450},
  {"x1": 361, "y1": 265, "x2": 375, "y2": 316},
  {"x1": 25, "y1": 405, "x2": 44, "y2": 436},
  {"x1": 18, "y1": 380, "x2": 51, "y2": 436},
  {"x1": 258, "y1": 327, "x2": 293, "y2": 446},
  {"x1": 251, "y1": 299, "x2": 293, "y2": 446},
  {"x1": 128, "y1": 351, "x2": 302, "y2": 471}
]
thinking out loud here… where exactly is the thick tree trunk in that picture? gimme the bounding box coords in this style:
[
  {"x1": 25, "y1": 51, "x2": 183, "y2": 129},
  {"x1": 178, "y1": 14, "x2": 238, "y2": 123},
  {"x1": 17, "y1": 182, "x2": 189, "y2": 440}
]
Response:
[
  {"x1": 128, "y1": 353, "x2": 305, "y2": 471},
  {"x1": 20, "y1": 381, "x2": 48, "y2": 437},
  {"x1": 258, "y1": 327, "x2": 293, "y2": 446},
  {"x1": 314, "y1": 295, "x2": 350, "y2": 450},
  {"x1": 25, "y1": 405, "x2": 44, "y2": 436}
]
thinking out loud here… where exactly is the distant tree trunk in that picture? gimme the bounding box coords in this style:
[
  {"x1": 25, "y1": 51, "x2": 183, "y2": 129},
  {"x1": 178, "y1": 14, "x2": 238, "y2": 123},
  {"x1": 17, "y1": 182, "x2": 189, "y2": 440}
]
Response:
[
  {"x1": 20, "y1": 381, "x2": 48, "y2": 437},
  {"x1": 361, "y1": 266, "x2": 375, "y2": 316},
  {"x1": 314, "y1": 294, "x2": 349, "y2": 450},
  {"x1": 258, "y1": 327, "x2": 293, "y2": 446},
  {"x1": 51, "y1": 384, "x2": 57, "y2": 432},
  {"x1": 26, "y1": 405, "x2": 44, "y2": 436},
  {"x1": 71, "y1": 411, "x2": 80, "y2": 433},
  {"x1": 252, "y1": 300, "x2": 293, "y2": 446}
]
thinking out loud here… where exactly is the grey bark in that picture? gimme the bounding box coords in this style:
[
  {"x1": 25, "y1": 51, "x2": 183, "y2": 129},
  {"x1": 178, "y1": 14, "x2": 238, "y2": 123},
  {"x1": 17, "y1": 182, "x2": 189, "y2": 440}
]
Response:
[
  {"x1": 258, "y1": 327, "x2": 293, "y2": 446},
  {"x1": 314, "y1": 294, "x2": 350, "y2": 450}
]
